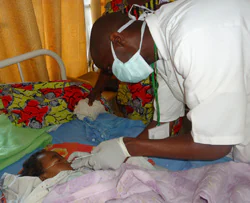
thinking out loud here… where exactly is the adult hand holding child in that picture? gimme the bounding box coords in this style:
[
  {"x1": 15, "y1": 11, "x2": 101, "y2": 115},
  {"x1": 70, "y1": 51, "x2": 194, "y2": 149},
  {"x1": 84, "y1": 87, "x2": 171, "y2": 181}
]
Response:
[{"x1": 69, "y1": 137, "x2": 130, "y2": 170}]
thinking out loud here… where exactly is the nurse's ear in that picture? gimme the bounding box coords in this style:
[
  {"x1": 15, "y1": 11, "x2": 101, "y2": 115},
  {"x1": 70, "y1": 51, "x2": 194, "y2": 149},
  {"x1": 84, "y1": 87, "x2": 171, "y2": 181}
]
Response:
[{"x1": 110, "y1": 32, "x2": 125, "y2": 47}]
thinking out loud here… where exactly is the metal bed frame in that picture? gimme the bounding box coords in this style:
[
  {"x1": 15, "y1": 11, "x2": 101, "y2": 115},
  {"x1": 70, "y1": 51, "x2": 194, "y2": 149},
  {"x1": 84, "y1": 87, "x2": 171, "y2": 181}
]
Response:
[{"x1": 0, "y1": 49, "x2": 67, "y2": 82}]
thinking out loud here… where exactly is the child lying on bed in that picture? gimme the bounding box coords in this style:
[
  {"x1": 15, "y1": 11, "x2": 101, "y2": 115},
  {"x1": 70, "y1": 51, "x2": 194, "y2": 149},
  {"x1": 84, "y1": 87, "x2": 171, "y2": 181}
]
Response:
[
  {"x1": 20, "y1": 149, "x2": 92, "y2": 181},
  {"x1": 1, "y1": 150, "x2": 93, "y2": 203},
  {"x1": 1, "y1": 150, "x2": 156, "y2": 203},
  {"x1": 20, "y1": 149, "x2": 155, "y2": 180}
]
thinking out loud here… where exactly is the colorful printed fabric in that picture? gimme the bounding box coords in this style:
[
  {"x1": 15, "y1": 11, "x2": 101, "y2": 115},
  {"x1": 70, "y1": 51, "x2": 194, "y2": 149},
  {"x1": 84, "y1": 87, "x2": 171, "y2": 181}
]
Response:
[
  {"x1": 105, "y1": 0, "x2": 160, "y2": 15},
  {"x1": 0, "y1": 81, "x2": 93, "y2": 128},
  {"x1": 171, "y1": 116, "x2": 183, "y2": 136},
  {"x1": 117, "y1": 77, "x2": 154, "y2": 125},
  {"x1": 105, "y1": 0, "x2": 128, "y2": 13}
]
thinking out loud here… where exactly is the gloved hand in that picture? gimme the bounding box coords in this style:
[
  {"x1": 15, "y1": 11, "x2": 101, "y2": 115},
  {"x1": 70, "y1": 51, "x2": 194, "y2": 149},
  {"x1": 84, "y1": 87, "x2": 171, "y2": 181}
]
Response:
[
  {"x1": 77, "y1": 137, "x2": 130, "y2": 170},
  {"x1": 89, "y1": 137, "x2": 130, "y2": 170},
  {"x1": 67, "y1": 152, "x2": 92, "y2": 169}
]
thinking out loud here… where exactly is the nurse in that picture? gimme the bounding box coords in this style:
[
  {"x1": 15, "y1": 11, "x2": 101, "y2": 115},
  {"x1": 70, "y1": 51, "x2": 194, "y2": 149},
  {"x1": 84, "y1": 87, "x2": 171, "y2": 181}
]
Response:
[{"x1": 70, "y1": 0, "x2": 250, "y2": 170}]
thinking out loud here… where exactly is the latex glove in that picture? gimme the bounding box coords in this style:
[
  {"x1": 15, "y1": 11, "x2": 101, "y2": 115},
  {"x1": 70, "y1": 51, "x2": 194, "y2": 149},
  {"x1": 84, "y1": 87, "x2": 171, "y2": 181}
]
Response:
[
  {"x1": 88, "y1": 137, "x2": 130, "y2": 170},
  {"x1": 68, "y1": 152, "x2": 92, "y2": 169}
]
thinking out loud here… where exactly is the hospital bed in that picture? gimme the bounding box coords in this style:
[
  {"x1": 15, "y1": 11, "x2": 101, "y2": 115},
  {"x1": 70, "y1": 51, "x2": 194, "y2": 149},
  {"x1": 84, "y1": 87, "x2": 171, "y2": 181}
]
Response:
[
  {"x1": 0, "y1": 50, "x2": 249, "y2": 203},
  {"x1": 0, "y1": 49, "x2": 144, "y2": 175}
]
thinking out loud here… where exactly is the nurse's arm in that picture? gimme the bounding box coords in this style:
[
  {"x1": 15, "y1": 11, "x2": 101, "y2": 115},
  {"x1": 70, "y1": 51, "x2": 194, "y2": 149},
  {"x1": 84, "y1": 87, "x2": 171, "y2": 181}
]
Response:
[
  {"x1": 88, "y1": 70, "x2": 119, "y2": 105},
  {"x1": 124, "y1": 133, "x2": 232, "y2": 160}
]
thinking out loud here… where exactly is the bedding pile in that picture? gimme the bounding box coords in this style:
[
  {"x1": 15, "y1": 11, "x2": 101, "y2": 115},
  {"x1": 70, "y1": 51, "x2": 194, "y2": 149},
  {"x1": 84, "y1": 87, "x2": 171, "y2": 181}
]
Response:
[
  {"x1": 2, "y1": 161, "x2": 249, "y2": 203},
  {"x1": 43, "y1": 161, "x2": 250, "y2": 202}
]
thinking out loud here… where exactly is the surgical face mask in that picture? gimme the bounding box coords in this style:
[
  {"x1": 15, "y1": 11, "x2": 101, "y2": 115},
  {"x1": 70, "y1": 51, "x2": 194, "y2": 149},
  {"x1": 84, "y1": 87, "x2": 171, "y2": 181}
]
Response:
[{"x1": 111, "y1": 21, "x2": 153, "y2": 83}]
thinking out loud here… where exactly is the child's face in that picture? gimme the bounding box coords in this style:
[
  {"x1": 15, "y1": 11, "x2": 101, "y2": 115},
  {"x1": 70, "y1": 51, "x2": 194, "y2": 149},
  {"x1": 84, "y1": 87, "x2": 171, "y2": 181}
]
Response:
[{"x1": 38, "y1": 151, "x2": 73, "y2": 180}]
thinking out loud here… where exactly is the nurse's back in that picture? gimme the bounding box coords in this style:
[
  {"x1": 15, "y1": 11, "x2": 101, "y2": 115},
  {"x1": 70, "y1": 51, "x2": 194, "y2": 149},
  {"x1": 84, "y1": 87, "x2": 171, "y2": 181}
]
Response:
[{"x1": 156, "y1": 0, "x2": 250, "y2": 162}]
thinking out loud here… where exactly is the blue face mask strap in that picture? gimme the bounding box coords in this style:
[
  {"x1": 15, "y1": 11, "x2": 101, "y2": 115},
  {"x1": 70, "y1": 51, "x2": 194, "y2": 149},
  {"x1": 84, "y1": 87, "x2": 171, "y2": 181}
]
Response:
[{"x1": 151, "y1": 44, "x2": 160, "y2": 126}]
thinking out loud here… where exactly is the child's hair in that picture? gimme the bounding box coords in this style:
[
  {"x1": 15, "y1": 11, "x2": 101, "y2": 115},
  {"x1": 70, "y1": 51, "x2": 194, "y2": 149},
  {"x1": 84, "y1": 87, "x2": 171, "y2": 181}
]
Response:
[{"x1": 20, "y1": 150, "x2": 45, "y2": 177}]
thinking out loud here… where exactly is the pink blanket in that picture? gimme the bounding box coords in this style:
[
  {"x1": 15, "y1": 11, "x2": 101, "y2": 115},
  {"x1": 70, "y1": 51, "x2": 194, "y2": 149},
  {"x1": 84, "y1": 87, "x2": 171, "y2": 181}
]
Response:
[{"x1": 44, "y1": 161, "x2": 250, "y2": 203}]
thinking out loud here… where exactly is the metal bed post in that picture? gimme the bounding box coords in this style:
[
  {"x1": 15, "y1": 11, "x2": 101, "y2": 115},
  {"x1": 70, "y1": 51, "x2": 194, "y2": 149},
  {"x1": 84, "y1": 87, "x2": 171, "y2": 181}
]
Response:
[{"x1": 0, "y1": 49, "x2": 67, "y2": 81}]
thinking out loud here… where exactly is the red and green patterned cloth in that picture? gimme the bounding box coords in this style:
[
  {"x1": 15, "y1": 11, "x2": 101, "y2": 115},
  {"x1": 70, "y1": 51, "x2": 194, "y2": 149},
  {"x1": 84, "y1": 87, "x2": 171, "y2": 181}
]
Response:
[
  {"x1": 0, "y1": 81, "x2": 111, "y2": 128},
  {"x1": 117, "y1": 77, "x2": 154, "y2": 125},
  {"x1": 105, "y1": 0, "x2": 160, "y2": 14}
]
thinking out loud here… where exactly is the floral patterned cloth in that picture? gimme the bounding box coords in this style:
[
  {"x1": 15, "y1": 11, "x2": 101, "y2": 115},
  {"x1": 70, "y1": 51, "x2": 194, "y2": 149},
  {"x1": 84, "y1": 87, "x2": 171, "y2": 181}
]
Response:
[
  {"x1": 105, "y1": 0, "x2": 160, "y2": 15},
  {"x1": 117, "y1": 77, "x2": 154, "y2": 125},
  {"x1": 0, "y1": 82, "x2": 111, "y2": 128}
]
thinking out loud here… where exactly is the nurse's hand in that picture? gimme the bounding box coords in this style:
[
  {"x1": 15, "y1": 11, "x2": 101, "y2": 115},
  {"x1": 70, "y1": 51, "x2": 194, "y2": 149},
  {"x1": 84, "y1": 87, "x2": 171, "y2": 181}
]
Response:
[
  {"x1": 88, "y1": 88, "x2": 101, "y2": 106},
  {"x1": 68, "y1": 152, "x2": 92, "y2": 169},
  {"x1": 86, "y1": 137, "x2": 131, "y2": 170}
]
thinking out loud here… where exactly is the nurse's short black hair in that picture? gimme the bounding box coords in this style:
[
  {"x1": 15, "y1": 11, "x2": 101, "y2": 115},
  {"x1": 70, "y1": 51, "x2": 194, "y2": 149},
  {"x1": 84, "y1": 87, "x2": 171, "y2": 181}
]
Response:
[{"x1": 20, "y1": 150, "x2": 45, "y2": 177}]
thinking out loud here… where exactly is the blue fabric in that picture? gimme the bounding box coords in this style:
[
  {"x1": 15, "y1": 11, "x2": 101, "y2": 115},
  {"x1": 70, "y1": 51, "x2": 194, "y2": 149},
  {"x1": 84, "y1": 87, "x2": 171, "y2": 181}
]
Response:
[
  {"x1": 0, "y1": 113, "x2": 233, "y2": 177},
  {"x1": 50, "y1": 113, "x2": 145, "y2": 146}
]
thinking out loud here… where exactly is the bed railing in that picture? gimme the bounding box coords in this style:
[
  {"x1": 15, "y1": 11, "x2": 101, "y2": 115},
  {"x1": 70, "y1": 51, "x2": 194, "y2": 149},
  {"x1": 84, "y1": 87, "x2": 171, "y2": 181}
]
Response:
[{"x1": 0, "y1": 49, "x2": 67, "y2": 82}]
